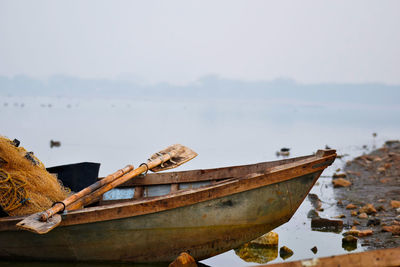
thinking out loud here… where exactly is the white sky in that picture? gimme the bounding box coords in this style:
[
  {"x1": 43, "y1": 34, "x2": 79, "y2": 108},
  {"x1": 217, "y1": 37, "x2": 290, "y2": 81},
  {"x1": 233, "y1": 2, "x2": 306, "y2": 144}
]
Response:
[{"x1": 0, "y1": 1, "x2": 399, "y2": 85}]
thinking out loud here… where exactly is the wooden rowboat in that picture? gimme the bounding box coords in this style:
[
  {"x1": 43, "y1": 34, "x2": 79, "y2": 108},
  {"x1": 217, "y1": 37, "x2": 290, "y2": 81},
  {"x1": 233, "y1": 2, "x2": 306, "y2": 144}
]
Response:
[{"x1": 0, "y1": 149, "x2": 336, "y2": 263}]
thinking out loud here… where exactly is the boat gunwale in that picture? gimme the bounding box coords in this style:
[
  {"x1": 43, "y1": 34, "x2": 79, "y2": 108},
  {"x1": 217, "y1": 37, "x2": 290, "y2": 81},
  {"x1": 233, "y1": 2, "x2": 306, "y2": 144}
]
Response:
[{"x1": 0, "y1": 150, "x2": 336, "y2": 231}]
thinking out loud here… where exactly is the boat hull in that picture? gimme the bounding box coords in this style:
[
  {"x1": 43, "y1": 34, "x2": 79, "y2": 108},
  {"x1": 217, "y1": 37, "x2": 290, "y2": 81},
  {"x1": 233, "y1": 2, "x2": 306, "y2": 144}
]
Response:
[{"x1": 0, "y1": 172, "x2": 319, "y2": 263}]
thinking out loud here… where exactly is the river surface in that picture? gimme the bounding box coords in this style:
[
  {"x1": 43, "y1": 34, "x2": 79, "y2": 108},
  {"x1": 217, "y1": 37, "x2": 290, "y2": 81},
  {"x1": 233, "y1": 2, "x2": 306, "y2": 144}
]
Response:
[{"x1": 1, "y1": 95, "x2": 399, "y2": 266}]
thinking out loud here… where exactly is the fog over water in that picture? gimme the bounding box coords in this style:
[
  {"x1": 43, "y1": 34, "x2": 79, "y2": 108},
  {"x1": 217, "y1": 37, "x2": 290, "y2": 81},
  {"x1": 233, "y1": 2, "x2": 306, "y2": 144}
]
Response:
[{"x1": 1, "y1": 78, "x2": 399, "y2": 265}]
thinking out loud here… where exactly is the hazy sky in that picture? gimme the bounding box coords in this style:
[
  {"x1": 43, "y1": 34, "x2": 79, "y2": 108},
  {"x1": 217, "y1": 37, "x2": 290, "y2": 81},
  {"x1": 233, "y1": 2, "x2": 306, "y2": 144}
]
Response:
[{"x1": 1, "y1": 1, "x2": 399, "y2": 85}]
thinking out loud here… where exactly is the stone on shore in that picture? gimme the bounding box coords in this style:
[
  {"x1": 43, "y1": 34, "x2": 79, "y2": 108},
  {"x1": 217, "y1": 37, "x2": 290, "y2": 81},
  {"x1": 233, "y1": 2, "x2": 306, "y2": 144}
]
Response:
[
  {"x1": 332, "y1": 178, "x2": 352, "y2": 187},
  {"x1": 343, "y1": 229, "x2": 360, "y2": 236},
  {"x1": 367, "y1": 218, "x2": 381, "y2": 226},
  {"x1": 390, "y1": 200, "x2": 400, "y2": 208},
  {"x1": 346, "y1": 204, "x2": 357, "y2": 209},
  {"x1": 382, "y1": 225, "x2": 400, "y2": 235},
  {"x1": 358, "y1": 212, "x2": 368, "y2": 219},
  {"x1": 333, "y1": 173, "x2": 347, "y2": 178},
  {"x1": 279, "y1": 246, "x2": 293, "y2": 260},
  {"x1": 359, "y1": 204, "x2": 377, "y2": 215},
  {"x1": 358, "y1": 230, "x2": 374, "y2": 237},
  {"x1": 169, "y1": 252, "x2": 197, "y2": 267},
  {"x1": 310, "y1": 246, "x2": 318, "y2": 254}
]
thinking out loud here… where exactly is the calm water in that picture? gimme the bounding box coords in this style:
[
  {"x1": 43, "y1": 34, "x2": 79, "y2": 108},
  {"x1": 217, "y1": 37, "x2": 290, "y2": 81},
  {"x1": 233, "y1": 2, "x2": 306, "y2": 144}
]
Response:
[{"x1": 1, "y1": 95, "x2": 399, "y2": 266}]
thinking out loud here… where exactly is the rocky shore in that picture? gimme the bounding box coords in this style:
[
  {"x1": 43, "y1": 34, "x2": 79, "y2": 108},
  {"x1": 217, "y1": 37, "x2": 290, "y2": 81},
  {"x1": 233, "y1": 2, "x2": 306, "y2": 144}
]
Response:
[{"x1": 332, "y1": 140, "x2": 400, "y2": 249}]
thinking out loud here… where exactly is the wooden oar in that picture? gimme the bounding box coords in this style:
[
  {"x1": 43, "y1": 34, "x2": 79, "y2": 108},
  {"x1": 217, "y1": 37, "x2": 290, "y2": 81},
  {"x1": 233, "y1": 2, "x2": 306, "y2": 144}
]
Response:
[
  {"x1": 16, "y1": 144, "x2": 197, "y2": 234},
  {"x1": 15, "y1": 165, "x2": 134, "y2": 233},
  {"x1": 66, "y1": 144, "x2": 196, "y2": 210}
]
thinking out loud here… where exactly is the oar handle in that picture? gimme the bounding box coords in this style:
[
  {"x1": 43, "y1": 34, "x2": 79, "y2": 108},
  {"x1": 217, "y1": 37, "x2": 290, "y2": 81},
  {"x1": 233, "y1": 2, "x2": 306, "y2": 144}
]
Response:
[
  {"x1": 67, "y1": 152, "x2": 175, "y2": 210},
  {"x1": 39, "y1": 164, "x2": 134, "y2": 222}
]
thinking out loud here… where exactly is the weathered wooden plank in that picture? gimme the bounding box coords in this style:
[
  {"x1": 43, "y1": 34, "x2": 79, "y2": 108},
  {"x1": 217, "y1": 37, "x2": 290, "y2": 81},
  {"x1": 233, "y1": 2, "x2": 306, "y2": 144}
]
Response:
[{"x1": 117, "y1": 155, "x2": 313, "y2": 187}]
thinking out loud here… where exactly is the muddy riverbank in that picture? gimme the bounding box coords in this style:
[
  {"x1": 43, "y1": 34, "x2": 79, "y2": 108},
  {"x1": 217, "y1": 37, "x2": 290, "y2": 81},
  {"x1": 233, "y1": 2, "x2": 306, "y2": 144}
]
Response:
[{"x1": 333, "y1": 140, "x2": 400, "y2": 249}]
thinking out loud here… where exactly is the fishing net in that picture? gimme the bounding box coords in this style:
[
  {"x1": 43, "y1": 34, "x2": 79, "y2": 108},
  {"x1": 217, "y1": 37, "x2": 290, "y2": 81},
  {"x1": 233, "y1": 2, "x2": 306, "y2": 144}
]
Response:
[{"x1": 0, "y1": 136, "x2": 70, "y2": 216}]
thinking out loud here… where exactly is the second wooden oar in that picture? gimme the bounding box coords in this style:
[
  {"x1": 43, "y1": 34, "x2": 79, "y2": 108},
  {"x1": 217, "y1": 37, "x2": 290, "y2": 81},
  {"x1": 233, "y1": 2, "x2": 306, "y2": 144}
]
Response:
[{"x1": 15, "y1": 165, "x2": 134, "y2": 234}]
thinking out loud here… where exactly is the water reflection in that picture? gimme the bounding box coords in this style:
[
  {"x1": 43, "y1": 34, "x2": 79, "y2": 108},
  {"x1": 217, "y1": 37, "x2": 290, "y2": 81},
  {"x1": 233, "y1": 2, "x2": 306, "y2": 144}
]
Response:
[{"x1": 235, "y1": 243, "x2": 278, "y2": 264}]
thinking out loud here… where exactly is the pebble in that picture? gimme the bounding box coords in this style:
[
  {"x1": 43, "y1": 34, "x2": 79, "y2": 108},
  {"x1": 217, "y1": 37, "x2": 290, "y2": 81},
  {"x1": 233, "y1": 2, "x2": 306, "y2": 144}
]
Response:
[
  {"x1": 376, "y1": 205, "x2": 386, "y2": 212},
  {"x1": 358, "y1": 230, "x2": 373, "y2": 237},
  {"x1": 332, "y1": 178, "x2": 352, "y2": 187},
  {"x1": 378, "y1": 167, "x2": 386, "y2": 173},
  {"x1": 343, "y1": 229, "x2": 360, "y2": 236},
  {"x1": 358, "y1": 212, "x2": 368, "y2": 219},
  {"x1": 169, "y1": 252, "x2": 197, "y2": 267},
  {"x1": 310, "y1": 246, "x2": 318, "y2": 254},
  {"x1": 351, "y1": 211, "x2": 358, "y2": 217},
  {"x1": 367, "y1": 218, "x2": 381, "y2": 226},
  {"x1": 279, "y1": 246, "x2": 294, "y2": 260},
  {"x1": 332, "y1": 173, "x2": 347, "y2": 178},
  {"x1": 346, "y1": 204, "x2": 357, "y2": 209},
  {"x1": 359, "y1": 204, "x2": 377, "y2": 214},
  {"x1": 353, "y1": 220, "x2": 360, "y2": 226},
  {"x1": 391, "y1": 200, "x2": 400, "y2": 208},
  {"x1": 382, "y1": 225, "x2": 400, "y2": 235}
]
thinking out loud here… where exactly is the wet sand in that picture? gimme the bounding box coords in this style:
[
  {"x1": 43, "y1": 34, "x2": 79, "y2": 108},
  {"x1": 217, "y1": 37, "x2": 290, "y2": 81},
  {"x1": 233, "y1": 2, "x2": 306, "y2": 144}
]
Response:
[{"x1": 333, "y1": 140, "x2": 400, "y2": 249}]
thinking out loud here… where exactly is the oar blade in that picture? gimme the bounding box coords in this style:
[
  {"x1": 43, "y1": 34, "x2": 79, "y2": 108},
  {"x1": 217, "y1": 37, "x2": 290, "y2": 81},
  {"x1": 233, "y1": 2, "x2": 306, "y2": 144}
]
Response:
[
  {"x1": 16, "y1": 213, "x2": 61, "y2": 234},
  {"x1": 150, "y1": 144, "x2": 197, "y2": 172}
]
